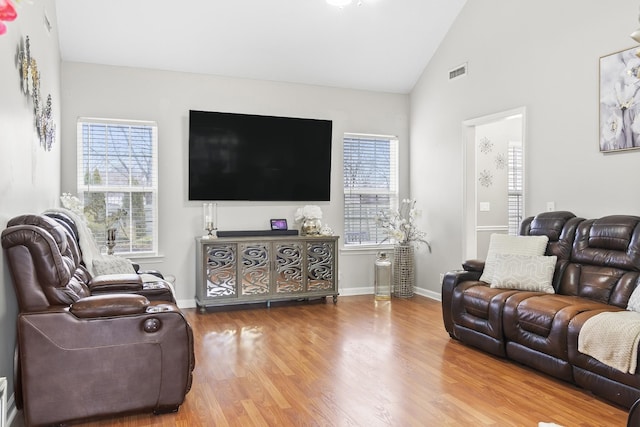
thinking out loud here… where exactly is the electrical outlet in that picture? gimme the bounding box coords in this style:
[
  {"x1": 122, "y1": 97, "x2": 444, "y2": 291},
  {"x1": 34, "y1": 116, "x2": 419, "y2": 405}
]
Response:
[{"x1": 546, "y1": 202, "x2": 555, "y2": 212}]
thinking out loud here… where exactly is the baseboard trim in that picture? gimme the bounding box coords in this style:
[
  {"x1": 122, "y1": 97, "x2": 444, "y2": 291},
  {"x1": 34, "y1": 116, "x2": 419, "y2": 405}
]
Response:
[{"x1": 176, "y1": 286, "x2": 440, "y2": 309}]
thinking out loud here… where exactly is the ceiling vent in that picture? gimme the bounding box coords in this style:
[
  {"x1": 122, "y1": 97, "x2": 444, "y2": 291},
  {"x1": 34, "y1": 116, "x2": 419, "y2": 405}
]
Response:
[{"x1": 449, "y1": 63, "x2": 467, "y2": 81}]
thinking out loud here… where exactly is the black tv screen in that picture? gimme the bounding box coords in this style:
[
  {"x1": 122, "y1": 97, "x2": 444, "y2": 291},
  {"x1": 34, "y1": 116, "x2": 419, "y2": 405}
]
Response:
[{"x1": 188, "y1": 110, "x2": 332, "y2": 201}]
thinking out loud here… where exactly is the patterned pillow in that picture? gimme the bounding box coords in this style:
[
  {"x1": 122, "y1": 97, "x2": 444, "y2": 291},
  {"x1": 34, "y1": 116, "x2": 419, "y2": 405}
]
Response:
[
  {"x1": 93, "y1": 255, "x2": 136, "y2": 276},
  {"x1": 479, "y1": 234, "x2": 549, "y2": 284},
  {"x1": 627, "y1": 286, "x2": 640, "y2": 312},
  {"x1": 490, "y1": 254, "x2": 557, "y2": 293}
]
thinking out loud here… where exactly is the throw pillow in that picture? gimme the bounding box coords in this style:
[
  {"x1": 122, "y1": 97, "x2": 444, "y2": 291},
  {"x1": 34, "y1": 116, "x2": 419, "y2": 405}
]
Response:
[
  {"x1": 93, "y1": 255, "x2": 136, "y2": 276},
  {"x1": 627, "y1": 285, "x2": 640, "y2": 312},
  {"x1": 490, "y1": 254, "x2": 557, "y2": 293},
  {"x1": 479, "y1": 234, "x2": 549, "y2": 284}
]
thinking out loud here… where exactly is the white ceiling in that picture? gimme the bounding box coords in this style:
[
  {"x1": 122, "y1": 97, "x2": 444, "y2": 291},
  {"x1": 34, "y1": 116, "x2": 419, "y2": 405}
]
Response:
[{"x1": 55, "y1": 0, "x2": 466, "y2": 94}]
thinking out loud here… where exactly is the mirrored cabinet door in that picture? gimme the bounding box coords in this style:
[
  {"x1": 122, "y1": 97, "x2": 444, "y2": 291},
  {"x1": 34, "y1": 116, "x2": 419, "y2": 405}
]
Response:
[
  {"x1": 204, "y1": 243, "x2": 237, "y2": 298},
  {"x1": 306, "y1": 241, "x2": 335, "y2": 292},
  {"x1": 274, "y1": 241, "x2": 304, "y2": 294},
  {"x1": 240, "y1": 242, "x2": 270, "y2": 296}
]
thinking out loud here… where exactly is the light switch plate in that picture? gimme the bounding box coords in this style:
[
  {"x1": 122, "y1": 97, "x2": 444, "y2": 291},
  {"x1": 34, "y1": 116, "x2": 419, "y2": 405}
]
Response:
[{"x1": 479, "y1": 202, "x2": 490, "y2": 212}]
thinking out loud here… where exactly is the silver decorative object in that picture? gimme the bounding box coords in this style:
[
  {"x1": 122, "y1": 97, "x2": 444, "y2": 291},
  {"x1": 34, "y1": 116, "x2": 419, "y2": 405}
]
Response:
[
  {"x1": 203, "y1": 202, "x2": 217, "y2": 238},
  {"x1": 478, "y1": 169, "x2": 493, "y2": 187},
  {"x1": 301, "y1": 218, "x2": 322, "y2": 236},
  {"x1": 393, "y1": 244, "x2": 415, "y2": 298},
  {"x1": 106, "y1": 228, "x2": 116, "y2": 255},
  {"x1": 374, "y1": 251, "x2": 392, "y2": 300},
  {"x1": 479, "y1": 136, "x2": 493, "y2": 154}
]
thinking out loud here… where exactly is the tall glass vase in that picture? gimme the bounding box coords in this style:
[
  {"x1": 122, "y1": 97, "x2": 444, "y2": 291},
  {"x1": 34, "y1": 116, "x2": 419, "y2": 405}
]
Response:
[{"x1": 393, "y1": 244, "x2": 415, "y2": 298}]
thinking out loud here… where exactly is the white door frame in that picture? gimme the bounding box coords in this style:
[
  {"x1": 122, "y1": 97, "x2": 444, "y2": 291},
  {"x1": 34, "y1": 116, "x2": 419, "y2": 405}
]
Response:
[{"x1": 461, "y1": 106, "x2": 526, "y2": 260}]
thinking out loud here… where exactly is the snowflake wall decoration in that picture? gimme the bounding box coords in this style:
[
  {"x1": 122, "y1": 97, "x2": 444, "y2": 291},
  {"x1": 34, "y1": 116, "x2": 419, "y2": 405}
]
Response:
[
  {"x1": 495, "y1": 153, "x2": 506, "y2": 170},
  {"x1": 479, "y1": 137, "x2": 493, "y2": 154},
  {"x1": 478, "y1": 169, "x2": 493, "y2": 187}
]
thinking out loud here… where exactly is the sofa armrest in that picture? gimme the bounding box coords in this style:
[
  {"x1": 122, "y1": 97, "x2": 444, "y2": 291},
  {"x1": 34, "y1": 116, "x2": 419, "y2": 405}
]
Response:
[
  {"x1": 89, "y1": 273, "x2": 143, "y2": 292},
  {"x1": 462, "y1": 259, "x2": 485, "y2": 273},
  {"x1": 442, "y1": 269, "x2": 483, "y2": 338},
  {"x1": 70, "y1": 294, "x2": 149, "y2": 318}
]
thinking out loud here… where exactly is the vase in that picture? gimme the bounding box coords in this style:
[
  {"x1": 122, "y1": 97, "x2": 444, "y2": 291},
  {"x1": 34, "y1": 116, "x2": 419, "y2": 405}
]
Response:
[
  {"x1": 301, "y1": 218, "x2": 322, "y2": 236},
  {"x1": 374, "y1": 251, "x2": 392, "y2": 300},
  {"x1": 393, "y1": 244, "x2": 415, "y2": 298}
]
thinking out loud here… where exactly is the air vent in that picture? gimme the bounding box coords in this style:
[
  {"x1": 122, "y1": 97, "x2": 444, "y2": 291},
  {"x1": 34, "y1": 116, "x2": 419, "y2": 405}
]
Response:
[{"x1": 449, "y1": 63, "x2": 468, "y2": 81}]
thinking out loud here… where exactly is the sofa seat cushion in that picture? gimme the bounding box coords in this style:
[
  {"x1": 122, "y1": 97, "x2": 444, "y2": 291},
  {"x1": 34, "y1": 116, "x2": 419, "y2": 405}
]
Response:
[
  {"x1": 451, "y1": 281, "x2": 521, "y2": 340},
  {"x1": 567, "y1": 309, "x2": 640, "y2": 390},
  {"x1": 503, "y1": 293, "x2": 614, "y2": 360}
]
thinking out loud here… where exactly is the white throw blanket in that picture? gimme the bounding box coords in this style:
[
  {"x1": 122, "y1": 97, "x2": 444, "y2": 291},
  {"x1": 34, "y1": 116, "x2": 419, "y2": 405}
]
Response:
[
  {"x1": 45, "y1": 207, "x2": 104, "y2": 275},
  {"x1": 578, "y1": 310, "x2": 640, "y2": 374}
]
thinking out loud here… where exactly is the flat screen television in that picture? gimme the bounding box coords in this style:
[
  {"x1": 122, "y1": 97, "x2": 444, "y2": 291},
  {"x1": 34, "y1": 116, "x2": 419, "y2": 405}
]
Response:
[{"x1": 188, "y1": 110, "x2": 333, "y2": 201}]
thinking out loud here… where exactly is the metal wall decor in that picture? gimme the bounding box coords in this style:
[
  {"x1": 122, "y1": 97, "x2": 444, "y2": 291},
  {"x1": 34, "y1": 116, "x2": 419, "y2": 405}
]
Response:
[{"x1": 18, "y1": 35, "x2": 56, "y2": 151}]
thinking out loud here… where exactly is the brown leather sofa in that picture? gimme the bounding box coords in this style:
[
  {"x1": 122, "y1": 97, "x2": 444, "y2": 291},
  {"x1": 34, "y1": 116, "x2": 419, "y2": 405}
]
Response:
[
  {"x1": 2, "y1": 214, "x2": 195, "y2": 426},
  {"x1": 442, "y1": 211, "x2": 640, "y2": 409}
]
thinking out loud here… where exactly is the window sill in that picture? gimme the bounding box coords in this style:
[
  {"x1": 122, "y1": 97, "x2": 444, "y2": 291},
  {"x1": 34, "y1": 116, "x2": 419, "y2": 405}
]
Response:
[
  {"x1": 340, "y1": 244, "x2": 394, "y2": 256},
  {"x1": 124, "y1": 254, "x2": 165, "y2": 264}
]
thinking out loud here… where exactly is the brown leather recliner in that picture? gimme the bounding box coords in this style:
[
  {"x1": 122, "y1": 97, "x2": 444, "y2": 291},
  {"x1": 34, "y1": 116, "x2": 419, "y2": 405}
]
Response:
[
  {"x1": 443, "y1": 211, "x2": 640, "y2": 409},
  {"x1": 2, "y1": 214, "x2": 195, "y2": 427}
]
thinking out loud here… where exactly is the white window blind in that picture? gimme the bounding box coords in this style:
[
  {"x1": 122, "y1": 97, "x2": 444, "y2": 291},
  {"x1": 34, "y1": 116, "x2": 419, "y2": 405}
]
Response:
[
  {"x1": 77, "y1": 118, "x2": 158, "y2": 255},
  {"x1": 508, "y1": 141, "x2": 523, "y2": 235},
  {"x1": 343, "y1": 134, "x2": 398, "y2": 245}
]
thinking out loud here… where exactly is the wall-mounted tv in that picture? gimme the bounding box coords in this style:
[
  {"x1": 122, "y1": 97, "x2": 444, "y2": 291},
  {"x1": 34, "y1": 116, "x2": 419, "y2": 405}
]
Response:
[{"x1": 188, "y1": 110, "x2": 333, "y2": 201}]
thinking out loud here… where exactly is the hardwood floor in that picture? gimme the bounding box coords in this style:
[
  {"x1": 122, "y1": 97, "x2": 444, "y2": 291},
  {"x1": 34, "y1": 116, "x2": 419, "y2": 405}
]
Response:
[{"x1": 14, "y1": 295, "x2": 629, "y2": 426}]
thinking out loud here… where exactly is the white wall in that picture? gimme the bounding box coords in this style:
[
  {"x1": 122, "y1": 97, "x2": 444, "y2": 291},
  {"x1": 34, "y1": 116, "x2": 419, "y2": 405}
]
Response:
[
  {"x1": 60, "y1": 63, "x2": 410, "y2": 305},
  {"x1": 410, "y1": 0, "x2": 640, "y2": 296},
  {"x1": 0, "y1": 0, "x2": 61, "y2": 416}
]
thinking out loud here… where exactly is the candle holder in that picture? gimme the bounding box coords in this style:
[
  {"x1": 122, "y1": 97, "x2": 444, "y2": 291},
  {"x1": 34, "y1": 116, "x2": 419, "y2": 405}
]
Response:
[
  {"x1": 106, "y1": 227, "x2": 117, "y2": 255},
  {"x1": 203, "y1": 202, "x2": 218, "y2": 239}
]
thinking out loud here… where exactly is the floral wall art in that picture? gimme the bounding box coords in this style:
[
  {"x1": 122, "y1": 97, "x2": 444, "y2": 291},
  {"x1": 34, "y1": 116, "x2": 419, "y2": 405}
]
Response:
[{"x1": 600, "y1": 46, "x2": 640, "y2": 152}]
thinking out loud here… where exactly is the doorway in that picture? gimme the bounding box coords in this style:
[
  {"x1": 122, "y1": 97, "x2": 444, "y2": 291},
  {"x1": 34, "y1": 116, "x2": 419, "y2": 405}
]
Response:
[{"x1": 462, "y1": 107, "x2": 526, "y2": 260}]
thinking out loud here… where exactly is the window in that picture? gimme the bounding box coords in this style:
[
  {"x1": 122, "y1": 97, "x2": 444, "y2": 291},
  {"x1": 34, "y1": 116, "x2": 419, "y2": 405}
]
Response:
[
  {"x1": 343, "y1": 134, "x2": 398, "y2": 246},
  {"x1": 77, "y1": 118, "x2": 158, "y2": 255},
  {"x1": 508, "y1": 141, "x2": 523, "y2": 235}
]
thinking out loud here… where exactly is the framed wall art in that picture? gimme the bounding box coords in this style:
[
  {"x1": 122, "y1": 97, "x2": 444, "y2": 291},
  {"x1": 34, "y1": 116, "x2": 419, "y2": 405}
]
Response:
[{"x1": 599, "y1": 46, "x2": 640, "y2": 152}]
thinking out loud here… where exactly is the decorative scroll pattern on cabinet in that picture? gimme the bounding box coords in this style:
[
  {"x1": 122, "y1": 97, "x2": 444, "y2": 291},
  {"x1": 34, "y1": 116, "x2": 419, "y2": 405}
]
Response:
[{"x1": 196, "y1": 236, "x2": 339, "y2": 311}]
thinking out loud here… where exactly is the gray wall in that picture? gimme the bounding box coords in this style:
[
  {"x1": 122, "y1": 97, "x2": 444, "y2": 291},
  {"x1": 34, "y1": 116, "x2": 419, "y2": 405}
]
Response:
[
  {"x1": 59, "y1": 63, "x2": 411, "y2": 305},
  {"x1": 0, "y1": 0, "x2": 61, "y2": 416},
  {"x1": 410, "y1": 0, "x2": 640, "y2": 295}
]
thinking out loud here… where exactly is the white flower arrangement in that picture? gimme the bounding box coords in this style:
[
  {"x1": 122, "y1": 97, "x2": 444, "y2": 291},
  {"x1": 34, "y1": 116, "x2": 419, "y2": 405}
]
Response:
[
  {"x1": 294, "y1": 205, "x2": 323, "y2": 222},
  {"x1": 375, "y1": 199, "x2": 431, "y2": 251},
  {"x1": 60, "y1": 192, "x2": 84, "y2": 216}
]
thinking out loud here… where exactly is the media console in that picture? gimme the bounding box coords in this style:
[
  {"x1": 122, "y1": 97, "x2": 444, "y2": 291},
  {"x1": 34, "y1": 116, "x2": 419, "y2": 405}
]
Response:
[{"x1": 195, "y1": 235, "x2": 339, "y2": 312}]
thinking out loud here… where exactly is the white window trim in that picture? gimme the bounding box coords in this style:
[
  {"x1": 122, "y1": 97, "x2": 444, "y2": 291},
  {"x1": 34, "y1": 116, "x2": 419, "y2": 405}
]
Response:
[
  {"x1": 343, "y1": 132, "x2": 399, "y2": 247},
  {"x1": 76, "y1": 117, "x2": 159, "y2": 256}
]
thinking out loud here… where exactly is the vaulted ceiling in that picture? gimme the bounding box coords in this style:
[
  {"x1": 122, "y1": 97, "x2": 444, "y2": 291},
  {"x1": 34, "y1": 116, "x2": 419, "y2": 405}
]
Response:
[{"x1": 55, "y1": 0, "x2": 466, "y2": 94}]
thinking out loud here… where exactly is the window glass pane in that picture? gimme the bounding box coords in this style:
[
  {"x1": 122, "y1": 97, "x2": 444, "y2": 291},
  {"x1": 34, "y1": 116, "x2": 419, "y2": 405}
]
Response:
[
  {"x1": 343, "y1": 134, "x2": 398, "y2": 246},
  {"x1": 77, "y1": 119, "x2": 158, "y2": 255}
]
